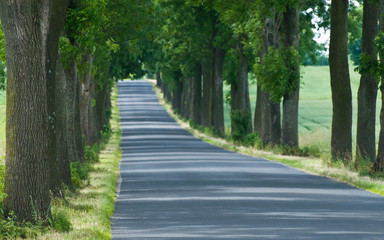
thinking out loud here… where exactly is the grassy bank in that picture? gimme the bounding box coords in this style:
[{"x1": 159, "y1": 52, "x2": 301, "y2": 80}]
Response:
[
  {"x1": 152, "y1": 80, "x2": 384, "y2": 198},
  {"x1": 37, "y1": 86, "x2": 121, "y2": 239}
]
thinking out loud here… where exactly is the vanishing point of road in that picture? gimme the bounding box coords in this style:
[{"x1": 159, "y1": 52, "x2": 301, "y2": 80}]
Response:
[{"x1": 111, "y1": 80, "x2": 384, "y2": 240}]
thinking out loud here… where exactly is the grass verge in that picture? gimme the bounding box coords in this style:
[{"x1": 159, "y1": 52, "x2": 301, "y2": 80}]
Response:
[
  {"x1": 150, "y1": 80, "x2": 384, "y2": 197},
  {"x1": 35, "y1": 85, "x2": 121, "y2": 239}
]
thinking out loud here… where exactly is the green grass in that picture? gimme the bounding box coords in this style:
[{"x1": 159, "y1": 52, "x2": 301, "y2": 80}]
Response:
[
  {"x1": 30, "y1": 85, "x2": 121, "y2": 239},
  {"x1": 224, "y1": 65, "x2": 382, "y2": 154}
]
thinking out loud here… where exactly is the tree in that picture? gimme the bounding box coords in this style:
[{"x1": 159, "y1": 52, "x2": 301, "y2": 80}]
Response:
[
  {"x1": 329, "y1": 0, "x2": 353, "y2": 161},
  {"x1": 0, "y1": 20, "x2": 6, "y2": 91},
  {"x1": 356, "y1": 0, "x2": 379, "y2": 162},
  {"x1": 0, "y1": 0, "x2": 69, "y2": 221},
  {"x1": 372, "y1": 0, "x2": 384, "y2": 172}
]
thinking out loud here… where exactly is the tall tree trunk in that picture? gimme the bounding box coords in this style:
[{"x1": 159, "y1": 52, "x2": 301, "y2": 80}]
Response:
[
  {"x1": 270, "y1": 102, "x2": 281, "y2": 146},
  {"x1": 191, "y1": 65, "x2": 202, "y2": 124},
  {"x1": 156, "y1": 71, "x2": 161, "y2": 88},
  {"x1": 184, "y1": 77, "x2": 191, "y2": 120},
  {"x1": 0, "y1": 0, "x2": 69, "y2": 221},
  {"x1": 161, "y1": 78, "x2": 172, "y2": 103},
  {"x1": 281, "y1": 7, "x2": 300, "y2": 147},
  {"x1": 212, "y1": 47, "x2": 226, "y2": 136},
  {"x1": 260, "y1": 10, "x2": 281, "y2": 146},
  {"x1": 356, "y1": 0, "x2": 379, "y2": 162},
  {"x1": 79, "y1": 53, "x2": 95, "y2": 145},
  {"x1": 234, "y1": 38, "x2": 252, "y2": 133},
  {"x1": 260, "y1": 90, "x2": 271, "y2": 145},
  {"x1": 254, "y1": 85, "x2": 262, "y2": 135},
  {"x1": 64, "y1": 54, "x2": 83, "y2": 163},
  {"x1": 372, "y1": 0, "x2": 384, "y2": 172},
  {"x1": 53, "y1": 54, "x2": 72, "y2": 191},
  {"x1": 329, "y1": 0, "x2": 353, "y2": 161},
  {"x1": 373, "y1": 88, "x2": 384, "y2": 171},
  {"x1": 172, "y1": 80, "x2": 182, "y2": 114},
  {"x1": 202, "y1": 60, "x2": 213, "y2": 127}
]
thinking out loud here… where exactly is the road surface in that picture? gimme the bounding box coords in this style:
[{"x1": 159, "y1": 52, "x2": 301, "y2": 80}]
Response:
[{"x1": 111, "y1": 80, "x2": 384, "y2": 240}]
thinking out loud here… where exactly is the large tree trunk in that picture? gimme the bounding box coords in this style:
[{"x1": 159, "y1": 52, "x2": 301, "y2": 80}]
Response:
[
  {"x1": 191, "y1": 65, "x2": 202, "y2": 124},
  {"x1": 356, "y1": 0, "x2": 379, "y2": 162},
  {"x1": 53, "y1": 54, "x2": 72, "y2": 191},
  {"x1": 212, "y1": 48, "x2": 226, "y2": 136},
  {"x1": 79, "y1": 53, "x2": 94, "y2": 145},
  {"x1": 202, "y1": 60, "x2": 213, "y2": 127},
  {"x1": 161, "y1": 78, "x2": 172, "y2": 103},
  {"x1": 156, "y1": 71, "x2": 161, "y2": 88},
  {"x1": 372, "y1": 0, "x2": 384, "y2": 172},
  {"x1": 260, "y1": 10, "x2": 281, "y2": 146},
  {"x1": 254, "y1": 85, "x2": 262, "y2": 135},
  {"x1": 373, "y1": 88, "x2": 384, "y2": 171},
  {"x1": 64, "y1": 54, "x2": 83, "y2": 163},
  {"x1": 234, "y1": 38, "x2": 252, "y2": 133},
  {"x1": 329, "y1": 0, "x2": 353, "y2": 161},
  {"x1": 281, "y1": 7, "x2": 300, "y2": 147},
  {"x1": 260, "y1": 90, "x2": 271, "y2": 145},
  {"x1": 0, "y1": 0, "x2": 69, "y2": 221},
  {"x1": 172, "y1": 80, "x2": 183, "y2": 114},
  {"x1": 270, "y1": 102, "x2": 281, "y2": 146}
]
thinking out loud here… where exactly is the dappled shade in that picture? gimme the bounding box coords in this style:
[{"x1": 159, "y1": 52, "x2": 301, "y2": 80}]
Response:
[{"x1": 112, "y1": 81, "x2": 384, "y2": 240}]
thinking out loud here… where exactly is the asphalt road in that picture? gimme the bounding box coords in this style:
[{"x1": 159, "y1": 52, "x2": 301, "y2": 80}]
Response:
[{"x1": 111, "y1": 80, "x2": 384, "y2": 240}]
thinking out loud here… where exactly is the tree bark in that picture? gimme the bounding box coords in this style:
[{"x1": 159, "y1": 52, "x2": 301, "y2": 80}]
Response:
[
  {"x1": 356, "y1": 0, "x2": 379, "y2": 162},
  {"x1": 191, "y1": 65, "x2": 202, "y2": 124},
  {"x1": 202, "y1": 60, "x2": 213, "y2": 127},
  {"x1": 260, "y1": 11, "x2": 281, "y2": 146},
  {"x1": 372, "y1": 0, "x2": 384, "y2": 172},
  {"x1": 234, "y1": 38, "x2": 252, "y2": 133},
  {"x1": 254, "y1": 84, "x2": 262, "y2": 135},
  {"x1": 172, "y1": 80, "x2": 182, "y2": 114},
  {"x1": 212, "y1": 47, "x2": 226, "y2": 136},
  {"x1": 79, "y1": 53, "x2": 94, "y2": 145},
  {"x1": 156, "y1": 71, "x2": 161, "y2": 88},
  {"x1": 260, "y1": 90, "x2": 271, "y2": 145},
  {"x1": 64, "y1": 53, "x2": 83, "y2": 163},
  {"x1": 53, "y1": 54, "x2": 72, "y2": 191},
  {"x1": 373, "y1": 87, "x2": 384, "y2": 171},
  {"x1": 329, "y1": 0, "x2": 353, "y2": 161},
  {"x1": 281, "y1": 7, "x2": 300, "y2": 147},
  {"x1": 270, "y1": 102, "x2": 281, "y2": 145},
  {"x1": 0, "y1": 0, "x2": 69, "y2": 221}
]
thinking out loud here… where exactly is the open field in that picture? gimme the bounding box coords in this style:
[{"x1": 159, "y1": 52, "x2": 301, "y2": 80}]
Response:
[
  {"x1": 0, "y1": 91, "x2": 4, "y2": 157},
  {"x1": 224, "y1": 65, "x2": 382, "y2": 153}
]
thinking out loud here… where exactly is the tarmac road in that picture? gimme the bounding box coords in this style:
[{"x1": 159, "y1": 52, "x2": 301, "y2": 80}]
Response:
[{"x1": 111, "y1": 80, "x2": 384, "y2": 240}]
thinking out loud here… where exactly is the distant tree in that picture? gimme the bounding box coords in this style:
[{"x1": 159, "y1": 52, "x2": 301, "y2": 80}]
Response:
[{"x1": 329, "y1": 0, "x2": 353, "y2": 161}]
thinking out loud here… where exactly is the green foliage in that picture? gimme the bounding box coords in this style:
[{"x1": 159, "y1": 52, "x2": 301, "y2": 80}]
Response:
[
  {"x1": 0, "y1": 163, "x2": 5, "y2": 215},
  {"x1": 230, "y1": 110, "x2": 255, "y2": 145},
  {"x1": 85, "y1": 144, "x2": 99, "y2": 163},
  {"x1": 51, "y1": 209, "x2": 73, "y2": 232},
  {"x1": 70, "y1": 161, "x2": 90, "y2": 189},
  {"x1": 255, "y1": 46, "x2": 299, "y2": 102}
]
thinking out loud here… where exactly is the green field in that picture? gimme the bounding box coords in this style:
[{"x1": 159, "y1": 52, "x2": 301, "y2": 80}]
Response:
[
  {"x1": 224, "y1": 65, "x2": 382, "y2": 151},
  {"x1": 0, "y1": 90, "x2": 5, "y2": 156}
]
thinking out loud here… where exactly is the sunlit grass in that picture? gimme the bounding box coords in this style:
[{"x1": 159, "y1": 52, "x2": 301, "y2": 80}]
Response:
[{"x1": 36, "y1": 85, "x2": 121, "y2": 239}]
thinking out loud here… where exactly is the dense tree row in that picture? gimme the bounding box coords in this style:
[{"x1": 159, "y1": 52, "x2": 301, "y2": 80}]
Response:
[
  {"x1": 0, "y1": 0, "x2": 152, "y2": 222},
  {"x1": 1, "y1": 0, "x2": 384, "y2": 224},
  {"x1": 149, "y1": 0, "x2": 384, "y2": 169}
]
